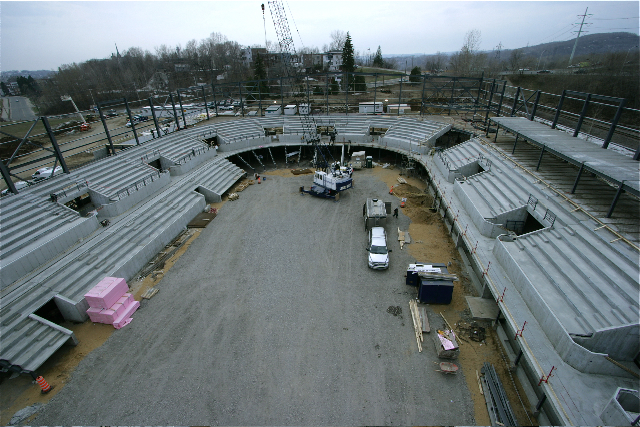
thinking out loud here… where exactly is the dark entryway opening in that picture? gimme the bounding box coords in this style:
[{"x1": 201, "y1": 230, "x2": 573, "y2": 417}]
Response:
[
  {"x1": 64, "y1": 193, "x2": 95, "y2": 216},
  {"x1": 506, "y1": 211, "x2": 545, "y2": 235},
  {"x1": 147, "y1": 159, "x2": 162, "y2": 171},
  {"x1": 34, "y1": 299, "x2": 65, "y2": 325}
]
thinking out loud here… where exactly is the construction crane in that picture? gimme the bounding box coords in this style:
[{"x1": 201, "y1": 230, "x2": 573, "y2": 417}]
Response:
[{"x1": 266, "y1": 0, "x2": 334, "y2": 171}]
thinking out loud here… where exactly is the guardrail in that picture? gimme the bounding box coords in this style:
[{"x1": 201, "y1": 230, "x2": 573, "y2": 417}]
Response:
[{"x1": 113, "y1": 171, "x2": 163, "y2": 201}]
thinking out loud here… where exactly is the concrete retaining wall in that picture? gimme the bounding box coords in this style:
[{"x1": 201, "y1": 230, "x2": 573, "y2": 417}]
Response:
[{"x1": 574, "y1": 323, "x2": 640, "y2": 362}]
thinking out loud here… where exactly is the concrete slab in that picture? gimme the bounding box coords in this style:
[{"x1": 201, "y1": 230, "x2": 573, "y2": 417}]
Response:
[{"x1": 465, "y1": 296, "x2": 499, "y2": 320}]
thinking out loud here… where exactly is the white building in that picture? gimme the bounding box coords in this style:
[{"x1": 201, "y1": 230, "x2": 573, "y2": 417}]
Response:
[{"x1": 323, "y1": 51, "x2": 343, "y2": 72}]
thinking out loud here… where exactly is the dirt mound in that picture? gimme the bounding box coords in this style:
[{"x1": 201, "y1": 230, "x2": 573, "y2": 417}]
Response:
[{"x1": 392, "y1": 183, "x2": 433, "y2": 209}]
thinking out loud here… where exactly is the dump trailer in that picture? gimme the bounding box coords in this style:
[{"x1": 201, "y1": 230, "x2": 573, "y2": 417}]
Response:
[{"x1": 363, "y1": 198, "x2": 391, "y2": 229}]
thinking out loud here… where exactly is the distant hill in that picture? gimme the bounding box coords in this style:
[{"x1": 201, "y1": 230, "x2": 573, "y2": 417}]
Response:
[
  {"x1": 502, "y1": 32, "x2": 639, "y2": 61},
  {"x1": 387, "y1": 32, "x2": 639, "y2": 69},
  {"x1": 1, "y1": 70, "x2": 55, "y2": 82}
]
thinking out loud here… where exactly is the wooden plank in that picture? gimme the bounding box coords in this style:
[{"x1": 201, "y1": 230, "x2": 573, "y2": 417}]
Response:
[{"x1": 419, "y1": 307, "x2": 430, "y2": 333}]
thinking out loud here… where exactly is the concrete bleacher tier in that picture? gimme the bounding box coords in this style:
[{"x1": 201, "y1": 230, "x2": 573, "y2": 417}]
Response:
[
  {"x1": 436, "y1": 137, "x2": 639, "y2": 377},
  {"x1": 0, "y1": 127, "x2": 246, "y2": 372}
]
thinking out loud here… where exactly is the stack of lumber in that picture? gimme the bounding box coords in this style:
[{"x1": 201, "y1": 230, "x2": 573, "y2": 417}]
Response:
[{"x1": 408, "y1": 299, "x2": 431, "y2": 352}]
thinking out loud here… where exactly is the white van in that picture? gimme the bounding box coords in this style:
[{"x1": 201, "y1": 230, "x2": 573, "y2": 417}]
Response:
[{"x1": 367, "y1": 226, "x2": 389, "y2": 270}]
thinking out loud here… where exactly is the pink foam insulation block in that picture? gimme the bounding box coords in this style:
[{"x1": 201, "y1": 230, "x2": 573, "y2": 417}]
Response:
[
  {"x1": 101, "y1": 302, "x2": 127, "y2": 324},
  {"x1": 113, "y1": 300, "x2": 140, "y2": 329},
  {"x1": 86, "y1": 307, "x2": 104, "y2": 323},
  {"x1": 84, "y1": 277, "x2": 128, "y2": 309},
  {"x1": 117, "y1": 293, "x2": 135, "y2": 308}
]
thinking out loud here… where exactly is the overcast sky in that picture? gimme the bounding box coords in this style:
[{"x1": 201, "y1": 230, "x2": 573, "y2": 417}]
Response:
[{"x1": 1, "y1": 0, "x2": 638, "y2": 71}]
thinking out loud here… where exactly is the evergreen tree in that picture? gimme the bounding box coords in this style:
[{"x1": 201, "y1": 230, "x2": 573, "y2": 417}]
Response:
[
  {"x1": 341, "y1": 32, "x2": 355, "y2": 73},
  {"x1": 373, "y1": 46, "x2": 384, "y2": 68},
  {"x1": 409, "y1": 66, "x2": 422, "y2": 82},
  {"x1": 253, "y1": 54, "x2": 269, "y2": 96},
  {"x1": 1, "y1": 82, "x2": 9, "y2": 96}
]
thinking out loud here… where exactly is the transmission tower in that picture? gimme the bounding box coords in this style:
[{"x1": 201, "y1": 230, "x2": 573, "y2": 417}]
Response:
[{"x1": 568, "y1": 7, "x2": 592, "y2": 66}]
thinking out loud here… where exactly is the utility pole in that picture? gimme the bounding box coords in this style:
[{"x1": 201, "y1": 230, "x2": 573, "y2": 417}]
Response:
[{"x1": 569, "y1": 7, "x2": 591, "y2": 66}]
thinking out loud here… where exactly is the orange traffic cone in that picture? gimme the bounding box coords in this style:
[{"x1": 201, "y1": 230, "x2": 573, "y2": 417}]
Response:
[
  {"x1": 258, "y1": 177, "x2": 261, "y2": 184},
  {"x1": 389, "y1": 186, "x2": 394, "y2": 194},
  {"x1": 35, "y1": 375, "x2": 52, "y2": 394}
]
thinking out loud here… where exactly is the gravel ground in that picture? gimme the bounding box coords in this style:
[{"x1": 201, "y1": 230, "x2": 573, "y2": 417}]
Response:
[{"x1": 33, "y1": 171, "x2": 476, "y2": 425}]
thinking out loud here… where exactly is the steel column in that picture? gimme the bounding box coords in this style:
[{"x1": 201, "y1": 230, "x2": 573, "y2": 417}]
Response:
[
  {"x1": 535, "y1": 393, "x2": 547, "y2": 412},
  {"x1": 123, "y1": 98, "x2": 140, "y2": 145},
  {"x1": 345, "y1": 72, "x2": 349, "y2": 116},
  {"x1": 258, "y1": 79, "x2": 263, "y2": 116},
  {"x1": 603, "y1": 98, "x2": 626, "y2": 150},
  {"x1": 607, "y1": 181, "x2": 625, "y2": 218},
  {"x1": 169, "y1": 93, "x2": 180, "y2": 130},
  {"x1": 211, "y1": 83, "x2": 219, "y2": 116},
  {"x1": 96, "y1": 103, "x2": 115, "y2": 155},
  {"x1": 0, "y1": 159, "x2": 16, "y2": 194},
  {"x1": 536, "y1": 146, "x2": 545, "y2": 170},
  {"x1": 201, "y1": 87, "x2": 209, "y2": 120},
  {"x1": 280, "y1": 79, "x2": 284, "y2": 112},
  {"x1": 494, "y1": 125, "x2": 499, "y2": 142},
  {"x1": 573, "y1": 93, "x2": 591, "y2": 137},
  {"x1": 176, "y1": 90, "x2": 187, "y2": 128},
  {"x1": 238, "y1": 82, "x2": 244, "y2": 118},
  {"x1": 510, "y1": 86, "x2": 521, "y2": 116},
  {"x1": 448, "y1": 78, "x2": 455, "y2": 116},
  {"x1": 373, "y1": 73, "x2": 378, "y2": 115},
  {"x1": 148, "y1": 98, "x2": 162, "y2": 138},
  {"x1": 398, "y1": 77, "x2": 402, "y2": 116},
  {"x1": 551, "y1": 90, "x2": 566, "y2": 129},
  {"x1": 41, "y1": 116, "x2": 69, "y2": 173},
  {"x1": 325, "y1": 75, "x2": 329, "y2": 116},
  {"x1": 474, "y1": 72, "x2": 484, "y2": 115},
  {"x1": 513, "y1": 349, "x2": 523, "y2": 367},
  {"x1": 484, "y1": 79, "x2": 496, "y2": 124},
  {"x1": 571, "y1": 163, "x2": 585, "y2": 194},
  {"x1": 512, "y1": 134, "x2": 519, "y2": 154},
  {"x1": 496, "y1": 81, "x2": 506, "y2": 117},
  {"x1": 420, "y1": 74, "x2": 427, "y2": 117},
  {"x1": 530, "y1": 90, "x2": 541, "y2": 121}
]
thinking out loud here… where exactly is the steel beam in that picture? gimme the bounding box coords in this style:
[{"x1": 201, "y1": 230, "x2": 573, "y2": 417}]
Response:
[
  {"x1": 536, "y1": 146, "x2": 545, "y2": 170},
  {"x1": 510, "y1": 86, "x2": 521, "y2": 116},
  {"x1": 123, "y1": 98, "x2": 140, "y2": 146},
  {"x1": 96, "y1": 103, "x2": 115, "y2": 155},
  {"x1": 176, "y1": 90, "x2": 187, "y2": 128},
  {"x1": 573, "y1": 93, "x2": 591, "y2": 137},
  {"x1": 41, "y1": 116, "x2": 69, "y2": 174},
  {"x1": 603, "y1": 98, "x2": 626, "y2": 150},
  {"x1": 530, "y1": 90, "x2": 541, "y2": 121},
  {"x1": 551, "y1": 90, "x2": 566, "y2": 129},
  {"x1": 148, "y1": 98, "x2": 162, "y2": 138},
  {"x1": 0, "y1": 158, "x2": 17, "y2": 194},
  {"x1": 571, "y1": 163, "x2": 585, "y2": 194},
  {"x1": 607, "y1": 181, "x2": 625, "y2": 218},
  {"x1": 169, "y1": 93, "x2": 180, "y2": 130}
]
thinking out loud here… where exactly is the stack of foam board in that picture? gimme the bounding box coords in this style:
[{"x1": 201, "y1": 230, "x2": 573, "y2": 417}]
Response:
[{"x1": 85, "y1": 277, "x2": 140, "y2": 329}]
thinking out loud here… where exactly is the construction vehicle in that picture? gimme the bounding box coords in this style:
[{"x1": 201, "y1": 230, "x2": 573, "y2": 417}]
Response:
[{"x1": 267, "y1": 1, "x2": 352, "y2": 199}]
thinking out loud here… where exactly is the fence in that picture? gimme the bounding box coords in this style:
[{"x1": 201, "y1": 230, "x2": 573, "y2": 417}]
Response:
[{"x1": 1, "y1": 72, "x2": 638, "y2": 193}]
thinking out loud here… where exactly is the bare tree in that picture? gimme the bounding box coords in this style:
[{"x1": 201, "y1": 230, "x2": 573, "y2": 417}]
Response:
[{"x1": 324, "y1": 30, "x2": 346, "y2": 51}]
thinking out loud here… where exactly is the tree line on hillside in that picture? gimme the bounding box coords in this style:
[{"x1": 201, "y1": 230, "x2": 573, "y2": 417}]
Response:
[{"x1": 14, "y1": 28, "x2": 640, "y2": 115}]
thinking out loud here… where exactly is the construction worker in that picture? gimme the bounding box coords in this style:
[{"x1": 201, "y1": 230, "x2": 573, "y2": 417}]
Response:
[{"x1": 393, "y1": 207, "x2": 399, "y2": 218}]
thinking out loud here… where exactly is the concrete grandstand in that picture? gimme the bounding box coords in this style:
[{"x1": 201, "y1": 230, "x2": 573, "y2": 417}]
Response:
[{"x1": 1, "y1": 77, "x2": 639, "y2": 424}]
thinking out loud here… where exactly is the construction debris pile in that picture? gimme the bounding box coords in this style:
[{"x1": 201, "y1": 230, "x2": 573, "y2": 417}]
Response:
[{"x1": 85, "y1": 277, "x2": 140, "y2": 329}]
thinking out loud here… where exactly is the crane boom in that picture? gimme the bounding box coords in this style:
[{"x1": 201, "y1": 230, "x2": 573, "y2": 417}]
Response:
[{"x1": 267, "y1": 0, "x2": 331, "y2": 168}]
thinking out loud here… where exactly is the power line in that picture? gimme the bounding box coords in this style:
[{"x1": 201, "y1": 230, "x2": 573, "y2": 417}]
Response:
[{"x1": 592, "y1": 17, "x2": 639, "y2": 20}]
